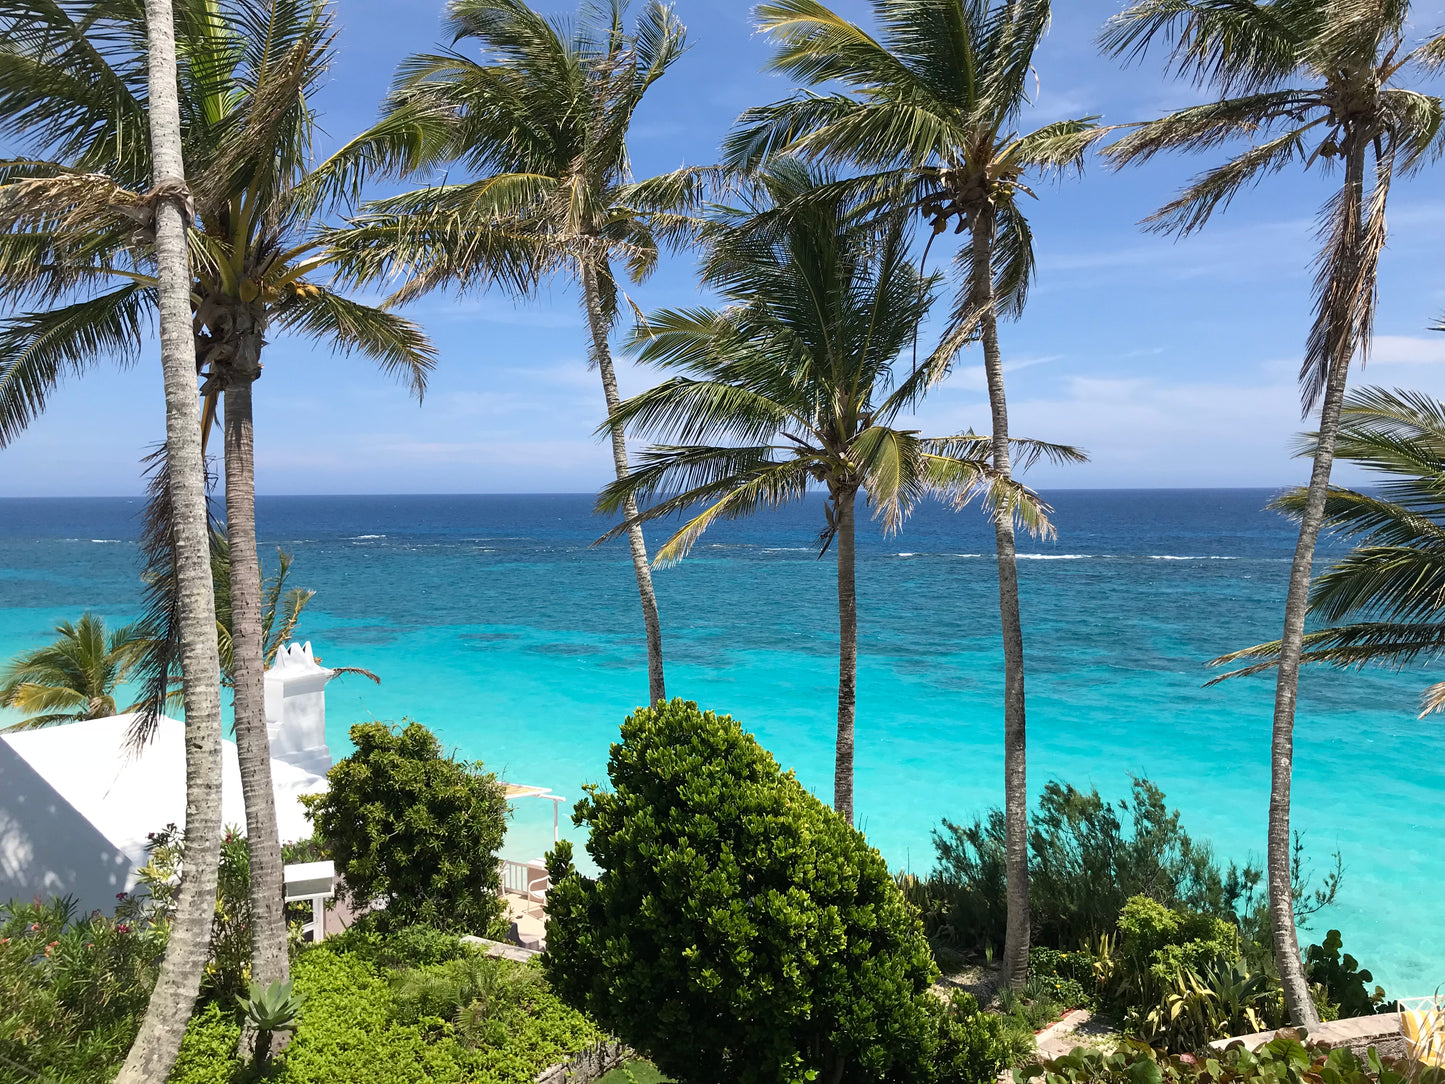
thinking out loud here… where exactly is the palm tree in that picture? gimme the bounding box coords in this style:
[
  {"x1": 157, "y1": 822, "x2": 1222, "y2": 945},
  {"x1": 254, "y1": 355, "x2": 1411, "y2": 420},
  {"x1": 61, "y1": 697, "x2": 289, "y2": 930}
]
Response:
[
  {"x1": 724, "y1": 0, "x2": 1105, "y2": 988},
  {"x1": 116, "y1": 0, "x2": 224, "y2": 1075},
  {"x1": 0, "y1": 614, "x2": 151, "y2": 729},
  {"x1": 1100, "y1": 0, "x2": 1445, "y2": 1025},
  {"x1": 599, "y1": 162, "x2": 1080, "y2": 825},
  {"x1": 0, "y1": 0, "x2": 434, "y2": 1001},
  {"x1": 1214, "y1": 387, "x2": 1445, "y2": 718},
  {"x1": 328, "y1": 0, "x2": 697, "y2": 707}
]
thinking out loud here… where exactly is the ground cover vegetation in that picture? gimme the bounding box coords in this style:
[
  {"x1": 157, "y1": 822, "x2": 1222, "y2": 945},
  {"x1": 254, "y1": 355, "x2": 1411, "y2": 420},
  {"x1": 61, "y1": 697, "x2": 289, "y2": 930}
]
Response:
[
  {"x1": 1025, "y1": 1031, "x2": 1445, "y2": 1084},
  {"x1": 904, "y1": 777, "x2": 1387, "y2": 1053},
  {"x1": 1, "y1": 0, "x2": 1445, "y2": 1076}
]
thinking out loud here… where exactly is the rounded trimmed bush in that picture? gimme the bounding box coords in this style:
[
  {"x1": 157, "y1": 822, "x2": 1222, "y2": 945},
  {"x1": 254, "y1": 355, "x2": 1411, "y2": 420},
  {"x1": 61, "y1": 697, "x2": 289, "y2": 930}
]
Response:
[
  {"x1": 301, "y1": 720, "x2": 508, "y2": 935},
  {"x1": 543, "y1": 699, "x2": 1012, "y2": 1084}
]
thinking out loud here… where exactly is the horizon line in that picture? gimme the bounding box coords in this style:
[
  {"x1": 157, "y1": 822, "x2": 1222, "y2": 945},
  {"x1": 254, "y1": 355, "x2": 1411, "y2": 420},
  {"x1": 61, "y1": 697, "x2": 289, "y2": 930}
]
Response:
[{"x1": 0, "y1": 485, "x2": 1305, "y2": 500}]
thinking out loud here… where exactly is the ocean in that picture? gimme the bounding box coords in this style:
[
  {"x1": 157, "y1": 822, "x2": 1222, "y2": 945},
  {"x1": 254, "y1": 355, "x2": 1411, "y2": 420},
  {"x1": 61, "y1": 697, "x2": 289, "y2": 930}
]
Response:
[{"x1": 0, "y1": 490, "x2": 1439, "y2": 991}]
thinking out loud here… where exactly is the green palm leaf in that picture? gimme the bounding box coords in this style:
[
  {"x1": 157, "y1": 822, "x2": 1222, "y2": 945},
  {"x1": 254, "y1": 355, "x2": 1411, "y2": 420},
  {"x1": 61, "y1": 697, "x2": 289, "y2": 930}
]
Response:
[
  {"x1": 0, "y1": 283, "x2": 151, "y2": 446},
  {"x1": 1210, "y1": 387, "x2": 1445, "y2": 716}
]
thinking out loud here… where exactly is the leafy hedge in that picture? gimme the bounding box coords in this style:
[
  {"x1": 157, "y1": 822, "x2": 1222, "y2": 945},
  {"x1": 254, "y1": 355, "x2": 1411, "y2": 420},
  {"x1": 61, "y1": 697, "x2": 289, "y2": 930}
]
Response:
[
  {"x1": 172, "y1": 939, "x2": 605, "y2": 1084},
  {"x1": 543, "y1": 699, "x2": 1025, "y2": 1084},
  {"x1": 0, "y1": 895, "x2": 164, "y2": 1083},
  {"x1": 301, "y1": 720, "x2": 510, "y2": 935},
  {"x1": 1024, "y1": 1032, "x2": 1441, "y2": 1084}
]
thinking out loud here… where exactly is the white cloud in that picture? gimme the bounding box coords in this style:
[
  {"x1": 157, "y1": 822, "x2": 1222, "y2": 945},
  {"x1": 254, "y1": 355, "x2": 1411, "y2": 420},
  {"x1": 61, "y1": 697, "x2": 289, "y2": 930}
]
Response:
[
  {"x1": 908, "y1": 359, "x2": 1445, "y2": 488},
  {"x1": 1369, "y1": 334, "x2": 1445, "y2": 365}
]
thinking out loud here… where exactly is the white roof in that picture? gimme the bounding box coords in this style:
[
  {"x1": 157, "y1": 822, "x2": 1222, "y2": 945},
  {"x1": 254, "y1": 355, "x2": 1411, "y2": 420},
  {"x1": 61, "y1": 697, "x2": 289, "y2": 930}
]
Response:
[{"x1": 0, "y1": 714, "x2": 326, "y2": 907}]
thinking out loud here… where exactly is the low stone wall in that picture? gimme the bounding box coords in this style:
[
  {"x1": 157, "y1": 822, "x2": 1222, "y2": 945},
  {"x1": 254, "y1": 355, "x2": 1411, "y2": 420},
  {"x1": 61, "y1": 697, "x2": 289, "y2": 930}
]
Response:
[
  {"x1": 1210, "y1": 1015, "x2": 1408, "y2": 1061},
  {"x1": 535, "y1": 1042, "x2": 629, "y2": 1084},
  {"x1": 460, "y1": 935, "x2": 543, "y2": 962}
]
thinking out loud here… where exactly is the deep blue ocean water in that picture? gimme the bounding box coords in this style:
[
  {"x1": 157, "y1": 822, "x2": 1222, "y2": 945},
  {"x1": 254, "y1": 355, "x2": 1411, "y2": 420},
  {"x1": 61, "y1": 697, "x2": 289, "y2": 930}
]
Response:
[{"x1": 1, "y1": 490, "x2": 1439, "y2": 990}]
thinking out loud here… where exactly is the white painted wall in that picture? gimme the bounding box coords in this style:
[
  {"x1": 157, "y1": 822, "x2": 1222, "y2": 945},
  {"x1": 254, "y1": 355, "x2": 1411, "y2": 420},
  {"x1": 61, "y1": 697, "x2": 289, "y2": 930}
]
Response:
[{"x1": 0, "y1": 643, "x2": 335, "y2": 917}]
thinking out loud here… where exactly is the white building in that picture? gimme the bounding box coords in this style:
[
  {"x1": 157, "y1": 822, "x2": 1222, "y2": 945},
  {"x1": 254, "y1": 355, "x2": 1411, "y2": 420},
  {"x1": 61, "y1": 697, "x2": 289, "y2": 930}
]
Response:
[{"x1": 0, "y1": 642, "x2": 335, "y2": 916}]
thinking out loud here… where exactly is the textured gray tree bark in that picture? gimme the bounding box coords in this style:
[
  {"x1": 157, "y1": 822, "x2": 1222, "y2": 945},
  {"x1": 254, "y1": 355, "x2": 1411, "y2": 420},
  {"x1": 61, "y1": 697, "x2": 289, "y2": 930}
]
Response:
[
  {"x1": 971, "y1": 203, "x2": 1031, "y2": 992},
  {"x1": 581, "y1": 257, "x2": 666, "y2": 705},
  {"x1": 221, "y1": 352, "x2": 291, "y2": 1004},
  {"x1": 833, "y1": 489, "x2": 858, "y2": 825},
  {"x1": 116, "y1": 0, "x2": 225, "y2": 1075},
  {"x1": 1267, "y1": 136, "x2": 1369, "y2": 1029}
]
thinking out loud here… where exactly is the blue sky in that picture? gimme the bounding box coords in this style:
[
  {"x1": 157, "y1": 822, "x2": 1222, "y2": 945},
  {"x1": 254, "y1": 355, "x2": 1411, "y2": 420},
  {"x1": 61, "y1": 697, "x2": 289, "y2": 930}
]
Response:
[{"x1": 5, "y1": 0, "x2": 1445, "y2": 497}]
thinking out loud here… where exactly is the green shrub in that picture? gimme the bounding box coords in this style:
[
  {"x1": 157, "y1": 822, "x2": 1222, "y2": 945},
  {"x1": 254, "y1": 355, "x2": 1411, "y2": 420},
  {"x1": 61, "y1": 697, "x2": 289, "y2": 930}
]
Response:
[
  {"x1": 0, "y1": 894, "x2": 166, "y2": 1082},
  {"x1": 542, "y1": 699, "x2": 1016, "y2": 1084},
  {"x1": 1102, "y1": 896, "x2": 1284, "y2": 1052},
  {"x1": 141, "y1": 822, "x2": 254, "y2": 999},
  {"x1": 926, "y1": 778, "x2": 1255, "y2": 954},
  {"x1": 1307, "y1": 929, "x2": 1390, "y2": 1018},
  {"x1": 324, "y1": 922, "x2": 470, "y2": 970},
  {"x1": 172, "y1": 937, "x2": 605, "y2": 1084},
  {"x1": 301, "y1": 720, "x2": 509, "y2": 935},
  {"x1": 932, "y1": 990, "x2": 1037, "y2": 1078},
  {"x1": 1029, "y1": 948, "x2": 1095, "y2": 1011},
  {"x1": 1116, "y1": 896, "x2": 1238, "y2": 983},
  {"x1": 1023, "y1": 1032, "x2": 1437, "y2": 1084}
]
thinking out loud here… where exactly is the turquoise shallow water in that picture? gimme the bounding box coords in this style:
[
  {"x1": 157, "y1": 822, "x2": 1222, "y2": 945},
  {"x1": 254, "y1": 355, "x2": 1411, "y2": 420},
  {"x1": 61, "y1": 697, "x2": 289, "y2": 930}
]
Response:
[{"x1": 0, "y1": 490, "x2": 1440, "y2": 991}]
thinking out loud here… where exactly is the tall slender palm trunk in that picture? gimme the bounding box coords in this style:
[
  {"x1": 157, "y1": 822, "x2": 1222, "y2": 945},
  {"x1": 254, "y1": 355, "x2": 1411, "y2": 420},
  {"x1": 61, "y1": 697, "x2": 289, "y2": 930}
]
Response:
[
  {"x1": 1268, "y1": 137, "x2": 1369, "y2": 1028},
  {"x1": 580, "y1": 257, "x2": 666, "y2": 705},
  {"x1": 117, "y1": 0, "x2": 224, "y2": 1077},
  {"x1": 833, "y1": 488, "x2": 858, "y2": 824},
  {"x1": 221, "y1": 329, "x2": 291, "y2": 1004},
  {"x1": 971, "y1": 202, "x2": 1030, "y2": 991}
]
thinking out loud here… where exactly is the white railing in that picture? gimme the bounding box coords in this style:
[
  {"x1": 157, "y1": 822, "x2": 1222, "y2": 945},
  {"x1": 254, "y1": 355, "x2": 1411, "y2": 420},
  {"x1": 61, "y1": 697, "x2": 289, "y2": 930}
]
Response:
[{"x1": 501, "y1": 859, "x2": 531, "y2": 896}]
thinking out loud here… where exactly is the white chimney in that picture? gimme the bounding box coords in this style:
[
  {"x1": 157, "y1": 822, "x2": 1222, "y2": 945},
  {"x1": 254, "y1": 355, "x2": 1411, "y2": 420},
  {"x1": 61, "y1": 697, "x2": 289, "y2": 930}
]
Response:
[{"x1": 264, "y1": 642, "x2": 334, "y2": 777}]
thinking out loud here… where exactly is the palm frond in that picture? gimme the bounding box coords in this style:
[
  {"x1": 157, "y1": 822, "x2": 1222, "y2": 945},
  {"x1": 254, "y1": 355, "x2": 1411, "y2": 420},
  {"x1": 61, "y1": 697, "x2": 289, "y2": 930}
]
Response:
[
  {"x1": 0, "y1": 284, "x2": 152, "y2": 447},
  {"x1": 272, "y1": 286, "x2": 436, "y2": 399},
  {"x1": 1098, "y1": 0, "x2": 1315, "y2": 95},
  {"x1": 1141, "y1": 121, "x2": 1320, "y2": 235}
]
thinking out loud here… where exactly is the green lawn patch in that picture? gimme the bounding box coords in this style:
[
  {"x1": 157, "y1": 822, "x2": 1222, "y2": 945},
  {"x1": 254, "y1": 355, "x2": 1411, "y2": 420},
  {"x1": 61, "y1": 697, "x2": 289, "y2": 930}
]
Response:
[{"x1": 595, "y1": 1062, "x2": 672, "y2": 1084}]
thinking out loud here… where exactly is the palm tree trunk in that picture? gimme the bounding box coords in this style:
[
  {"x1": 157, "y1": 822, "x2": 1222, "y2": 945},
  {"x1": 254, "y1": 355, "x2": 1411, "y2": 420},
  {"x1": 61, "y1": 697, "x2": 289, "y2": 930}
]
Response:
[
  {"x1": 221, "y1": 340, "x2": 291, "y2": 1008},
  {"x1": 971, "y1": 202, "x2": 1030, "y2": 991},
  {"x1": 579, "y1": 257, "x2": 666, "y2": 705},
  {"x1": 116, "y1": 0, "x2": 224, "y2": 1078},
  {"x1": 833, "y1": 488, "x2": 858, "y2": 824},
  {"x1": 1268, "y1": 136, "x2": 1369, "y2": 1028}
]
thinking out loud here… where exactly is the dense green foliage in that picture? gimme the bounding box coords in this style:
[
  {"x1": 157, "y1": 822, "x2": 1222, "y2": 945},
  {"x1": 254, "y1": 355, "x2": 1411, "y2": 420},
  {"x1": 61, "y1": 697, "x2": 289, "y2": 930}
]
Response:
[
  {"x1": 906, "y1": 777, "x2": 1382, "y2": 1049},
  {"x1": 142, "y1": 823, "x2": 256, "y2": 1000},
  {"x1": 0, "y1": 895, "x2": 164, "y2": 1083},
  {"x1": 918, "y1": 778, "x2": 1255, "y2": 953},
  {"x1": 173, "y1": 936, "x2": 604, "y2": 1081},
  {"x1": 301, "y1": 720, "x2": 509, "y2": 935},
  {"x1": 1105, "y1": 896, "x2": 1281, "y2": 1050},
  {"x1": 172, "y1": 938, "x2": 605, "y2": 1084},
  {"x1": 1307, "y1": 930, "x2": 1390, "y2": 1019},
  {"x1": 1024, "y1": 1033, "x2": 1441, "y2": 1084},
  {"x1": 323, "y1": 922, "x2": 473, "y2": 971},
  {"x1": 1017, "y1": 898, "x2": 1387, "y2": 1051},
  {"x1": 0, "y1": 822, "x2": 261, "y2": 1083},
  {"x1": 543, "y1": 699, "x2": 1022, "y2": 1084}
]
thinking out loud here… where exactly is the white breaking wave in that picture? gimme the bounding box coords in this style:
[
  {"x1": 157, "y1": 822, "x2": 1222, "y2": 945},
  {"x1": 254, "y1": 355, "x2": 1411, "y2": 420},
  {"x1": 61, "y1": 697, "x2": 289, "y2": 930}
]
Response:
[
  {"x1": 351, "y1": 534, "x2": 385, "y2": 540},
  {"x1": 1148, "y1": 555, "x2": 1239, "y2": 561}
]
